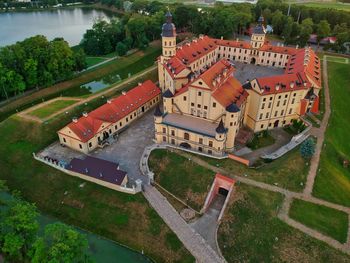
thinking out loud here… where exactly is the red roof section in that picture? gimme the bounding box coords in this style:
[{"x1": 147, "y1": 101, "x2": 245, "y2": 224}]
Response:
[
  {"x1": 259, "y1": 44, "x2": 296, "y2": 55},
  {"x1": 213, "y1": 38, "x2": 252, "y2": 49},
  {"x1": 199, "y1": 59, "x2": 234, "y2": 90},
  {"x1": 285, "y1": 48, "x2": 321, "y2": 88},
  {"x1": 165, "y1": 56, "x2": 188, "y2": 78},
  {"x1": 256, "y1": 72, "x2": 310, "y2": 95},
  {"x1": 62, "y1": 80, "x2": 160, "y2": 142},
  {"x1": 213, "y1": 77, "x2": 248, "y2": 108},
  {"x1": 175, "y1": 36, "x2": 217, "y2": 65},
  {"x1": 310, "y1": 95, "x2": 319, "y2": 114},
  {"x1": 300, "y1": 99, "x2": 308, "y2": 116}
]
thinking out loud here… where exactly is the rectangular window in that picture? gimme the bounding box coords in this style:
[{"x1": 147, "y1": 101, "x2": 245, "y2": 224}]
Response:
[
  {"x1": 281, "y1": 110, "x2": 284, "y2": 116},
  {"x1": 268, "y1": 102, "x2": 272, "y2": 108},
  {"x1": 171, "y1": 139, "x2": 175, "y2": 145},
  {"x1": 274, "y1": 111, "x2": 278, "y2": 117},
  {"x1": 261, "y1": 124, "x2": 264, "y2": 129},
  {"x1": 191, "y1": 103, "x2": 195, "y2": 106},
  {"x1": 126, "y1": 117, "x2": 128, "y2": 122},
  {"x1": 292, "y1": 98, "x2": 295, "y2": 104},
  {"x1": 277, "y1": 101, "x2": 280, "y2": 107},
  {"x1": 283, "y1": 100, "x2": 287, "y2": 106},
  {"x1": 265, "y1": 112, "x2": 269, "y2": 118},
  {"x1": 184, "y1": 96, "x2": 187, "y2": 101},
  {"x1": 171, "y1": 130, "x2": 175, "y2": 136},
  {"x1": 289, "y1": 108, "x2": 292, "y2": 114},
  {"x1": 209, "y1": 141, "x2": 213, "y2": 147},
  {"x1": 204, "y1": 105, "x2": 208, "y2": 110},
  {"x1": 79, "y1": 144, "x2": 82, "y2": 149},
  {"x1": 63, "y1": 137, "x2": 66, "y2": 143},
  {"x1": 163, "y1": 136, "x2": 166, "y2": 142},
  {"x1": 261, "y1": 103, "x2": 265, "y2": 110},
  {"x1": 259, "y1": 113, "x2": 263, "y2": 120},
  {"x1": 163, "y1": 128, "x2": 166, "y2": 133},
  {"x1": 213, "y1": 102, "x2": 216, "y2": 107},
  {"x1": 89, "y1": 142, "x2": 92, "y2": 147},
  {"x1": 198, "y1": 92, "x2": 202, "y2": 96},
  {"x1": 199, "y1": 138, "x2": 203, "y2": 144}
]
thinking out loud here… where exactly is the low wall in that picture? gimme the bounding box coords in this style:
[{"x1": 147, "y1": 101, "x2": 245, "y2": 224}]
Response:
[
  {"x1": 228, "y1": 154, "x2": 250, "y2": 166},
  {"x1": 33, "y1": 153, "x2": 141, "y2": 195}
]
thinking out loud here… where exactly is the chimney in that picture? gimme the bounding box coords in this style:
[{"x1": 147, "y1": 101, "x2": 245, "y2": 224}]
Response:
[
  {"x1": 212, "y1": 79, "x2": 216, "y2": 87},
  {"x1": 107, "y1": 99, "x2": 112, "y2": 104},
  {"x1": 290, "y1": 81, "x2": 295, "y2": 89},
  {"x1": 99, "y1": 172, "x2": 103, "y2": 177},
  {"x1": 72, "y1": 117, "x2": 78, "y2": 123},
  {"x1": 296, "y1": 44, "x2": 299, "y2": 49},
  {"x1": 199, "y1": 34, "x2": 204, "y2": 39},
  {"x1": 83, "y1": 112, "x2": 88, "y2": 117},
  {"x1": 275, "y1": 83, "x2": 280, "y2": 91},
  {"x1": 122, "y1": 91, "x2": 126, "y2": 95},
  {"x1": 85, "y1": 168, "x2": 88, "y2": 173},
  {"x1": 138, "y1": 82, "x2": 142, "y2": 86},
  {"x1": 220, "y1": 36, "x2": 223, "y2": 40}
]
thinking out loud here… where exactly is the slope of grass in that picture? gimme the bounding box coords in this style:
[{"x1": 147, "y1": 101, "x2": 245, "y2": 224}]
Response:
[
  {"x1": 85, "y1": 56, "x2": 107, "y2": 67},
  {"x1": 0, "y1": 104, "x2": 194, "y2": 263},
  {"x1": 313, "y1": 62, "x2": 350, "y2": 207},
  {"x1": 29, "y1": 99, "x2": 77, "y2": 119},
  {"x1": 149, "y1": 149, "x2": 215, "y2": 211},
  {"x1": 293, "y1": 2, "x2": 350, "y2": 11},
  {"x1": 218, "y1": 184, "x2": 350, "y2": 262},
  {"x1": 199, "y1": 146, "x2": 308, "y2": 192},
  {"x1": 289, "y1": 199, "x2": 348, "y2": 243}
]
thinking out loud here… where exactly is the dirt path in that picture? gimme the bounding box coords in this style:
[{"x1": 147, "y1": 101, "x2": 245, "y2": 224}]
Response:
[
  {"x1": 303, "y1": 59, "x2": 331, "y2": 196},
  {"x1": 17, "y1": 66, "x2": 157, "y2": 123}
]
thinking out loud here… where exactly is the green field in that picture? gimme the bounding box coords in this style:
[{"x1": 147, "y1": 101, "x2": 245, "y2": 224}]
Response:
[
  {"x1": 0, "y1": 87, "x2": 194, "y2": 263},
  {"x1": 198, "y1": 146, "x2": 308, "y2": 192},
  {"x1": 149, "y1": 149, "x2": 215, "y2": 211},
  {"x1": 289, "y1": 199, "x2": 348, "y2": 243},
  {"x1": 85, "y1": 56, "x2": 108, "y2": 67},
  {"x1": 313, "y1": 62, "x2": 350, "y2": 207},
  {"x1": 218, "y1": 184, "x2": 350, "y2": 262},
  {"x1": 29, "y1": 99, "x2": 77, "y2": 119},
  {"x1": 291, "y1": 1, "x2": 350, "y2": 11}
]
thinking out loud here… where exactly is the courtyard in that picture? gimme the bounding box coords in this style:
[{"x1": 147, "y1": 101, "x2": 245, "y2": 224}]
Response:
[{"x1": 233, "y1": 61, "x2": 284, "y2": 83}]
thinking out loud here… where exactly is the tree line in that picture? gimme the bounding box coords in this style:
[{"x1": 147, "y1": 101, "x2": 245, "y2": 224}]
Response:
[
  {"x1": 0, "y1": 181, "x2": 90, "y2": 262},
  {"x1": 84, "y1": 0, "x2": 350, "y2": 57},
  {"x1": 0, "y1": 35, "x2": 86, "y2": 100}
]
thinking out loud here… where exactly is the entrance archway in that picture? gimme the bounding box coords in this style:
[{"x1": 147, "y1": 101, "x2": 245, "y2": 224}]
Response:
[
  {"x1": 274, "y1": 120, "x2": 279, "y2": 128},
  {"x1": 218, "y1": 187, "x2": 229, "y2": 196},
  {"x1": 250, "y1": 57, "x2": 256, "y2": 64},
  {"x1": 179, "y1": 142, "x2": 191, "y2": 149}
]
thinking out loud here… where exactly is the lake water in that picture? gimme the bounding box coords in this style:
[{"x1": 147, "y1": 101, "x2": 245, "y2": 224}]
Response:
[{"x1": 0, "y1": 8, "x2": 112, "y2": 47}]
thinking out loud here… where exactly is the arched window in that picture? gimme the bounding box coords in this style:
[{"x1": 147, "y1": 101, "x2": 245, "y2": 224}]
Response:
[{"x1": 184, "y1": 133, "x2": 190, "y2": 140}]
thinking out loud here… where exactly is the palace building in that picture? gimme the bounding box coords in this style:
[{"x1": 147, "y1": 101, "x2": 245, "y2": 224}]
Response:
[
  {"x1": 58, "y1": 80, "x2": 160, "y2": 153},
  {"x1": 154, "y1": 12, "x2": 321, "y2": 157}
]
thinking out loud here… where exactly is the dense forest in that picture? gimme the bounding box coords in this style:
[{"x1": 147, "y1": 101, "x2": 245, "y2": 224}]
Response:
[{"x1": 0, "y1": 36, "x2": 86, "y2": 100}]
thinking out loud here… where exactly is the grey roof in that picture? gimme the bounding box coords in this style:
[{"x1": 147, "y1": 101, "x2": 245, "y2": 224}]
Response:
[
  {"x1": 154, "y1": 105, "x2": 163, "y2": 116},
  {"x1": 226, "y1": 103, "x2": 240, "y2": 113},
  {"x1": 216, "y1": 119, "x2": 226, "y2": 134},
  {"x1": 162, "y1": 113, "x2": 218, "y2": 137},
  {"x1": 67, "y1": 156, "x2": 127, "y2": 186},
  {"x1": 163, "y1": 89, "x2": 174, "y2": 98},
  {"x1": 162, "y1": 11, "x2": 176, "y2": 37},
  {"x1": 253, "y1": 25, "x2": 266, "y2": 34}
]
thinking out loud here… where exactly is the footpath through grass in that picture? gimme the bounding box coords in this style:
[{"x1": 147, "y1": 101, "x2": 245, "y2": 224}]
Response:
[
  {"x1": 29, "y1": 99, "x2": 78, "y2": 119},
  {"x1": 199, "y1": 147, "x2": 308, "y2": 192},
  {"x1": 0, "y1": 97, "x2": 194, "y2": 263},
  {"x1": 218, "y1": 184, "x2": 350, "y2": 262},
  {"x1": 149, "y1": 149, "x2": 215, "y2": 211},
  {"x1": 289, "y1": 199, "x2": 348, "y2": 243},
  {"x1": 291, "y1": 1, "x2": 350, "y2": 11},
  {"x1": 313, "y1": 62, "x2": 350, "y2": 207}
]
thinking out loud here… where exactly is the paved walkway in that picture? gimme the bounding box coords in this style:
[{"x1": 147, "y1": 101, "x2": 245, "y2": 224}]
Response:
[
  {"x1": 143, "y1": 185, "x2": 226, "y2": 263},
  {"x1": 18, "y1": 65, "x2": 157, "y2": 123}
]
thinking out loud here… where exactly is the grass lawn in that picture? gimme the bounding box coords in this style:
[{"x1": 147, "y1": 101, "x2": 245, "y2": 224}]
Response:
[
  {"x1": 198, "y1": 146, "x2": 308, "y2": 192},
  {"x1": 247, "y1": 130, "x2": 275, "y2": 150},
  {"x1": 289, "y1": 199, "x2": 348, "y2": 243},
  {"x1": 148, "y1": 149, "x2": 215, "y2": 211},
  {"x1": 0, "y1": 102, "x2": 194, "y2": 263},
  {"x1": 313, "y1": 62, "x2": 350, "y2": 207},
  {"x1": 291, "y1": 2, "x2": 350, "y2": 11},
  {"x1": 29, "y1": 99, "x2": 78, "y2": 119},
  {"x1": 85, "y1": 56, "x2": 107, "y2": 67},
  {"x1": 218, "y1": 184, "x2": 350, "y2": 262}
]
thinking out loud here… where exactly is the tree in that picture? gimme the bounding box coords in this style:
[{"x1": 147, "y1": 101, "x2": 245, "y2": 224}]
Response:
[
  {"x1": 0, "y1": 197, "x2": 39, "y2": 262},
  {"x1": 300, "y1": 138, "x2": 316, "y2": 159},
  {"x1": 31, "y1": 223, "x2": 89, "y2": 263},
  {"x1": 116, "y1": 42, "x2": 128, "y2": 56},
  {"x1": 316, "y1": 20, "x2": 331, "y2": 47},
  {"x1": 299, "y1": 18, "x2": 314, "y2": 47},
  {"x1": 73, "y1": 48, "x2": 87, "y2": 71}
]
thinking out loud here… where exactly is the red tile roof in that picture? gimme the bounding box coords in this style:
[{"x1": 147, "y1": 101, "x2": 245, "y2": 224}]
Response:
[
  {"x1": 258, "y1": 44, "x2": 296, "y2": 55},
  {"x1": 213, "y1": 38, "x2": 252, "y2": 49},
  {"x1": 165, "y1": 56, "x2": 188, "y2": 78},
  {"x1": 61, "y1": 80, "x2": 160, "y2": 142},
  {"x1": 256, "y1": 72, "x2": 310, "y2": 95},
  {"x1": 175, "y1": 36, "x2": 217, "y2": 65},
  {"x1": 285, "y1": 48, "x2": 321, "y2": 88}
]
